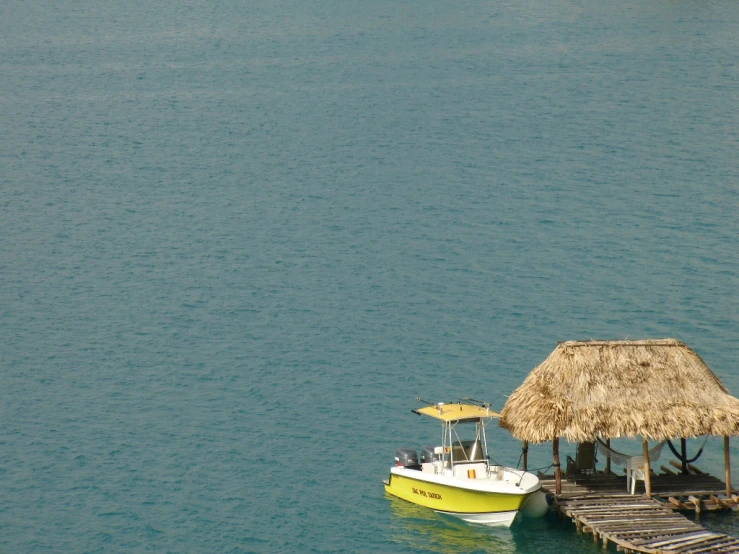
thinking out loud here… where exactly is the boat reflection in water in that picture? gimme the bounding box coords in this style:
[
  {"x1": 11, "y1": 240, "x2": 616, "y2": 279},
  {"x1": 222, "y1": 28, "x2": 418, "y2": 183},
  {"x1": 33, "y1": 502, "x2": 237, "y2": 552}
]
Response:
[{"x1": 386, "y1": 494, "x2": 517, "y2": 554}]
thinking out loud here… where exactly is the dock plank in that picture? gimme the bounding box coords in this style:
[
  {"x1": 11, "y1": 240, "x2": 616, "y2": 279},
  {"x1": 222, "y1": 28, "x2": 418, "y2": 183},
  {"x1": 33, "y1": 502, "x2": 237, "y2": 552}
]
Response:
[{"x1": 541, "y1": 471, "x2": 739, "y2": 553}]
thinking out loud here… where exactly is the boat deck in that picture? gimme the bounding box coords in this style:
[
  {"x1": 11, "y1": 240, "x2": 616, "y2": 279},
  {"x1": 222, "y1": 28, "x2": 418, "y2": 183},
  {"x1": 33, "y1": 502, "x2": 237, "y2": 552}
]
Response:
[{"x1": 540, "y1": 470, "x2": 739, "y2": 553}]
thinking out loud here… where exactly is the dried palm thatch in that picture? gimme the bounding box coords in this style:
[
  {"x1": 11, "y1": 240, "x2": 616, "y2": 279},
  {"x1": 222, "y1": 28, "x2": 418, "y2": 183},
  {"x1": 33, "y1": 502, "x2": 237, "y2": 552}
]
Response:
[{"x1": 499, "y1": 339, "x2": 739, "y2": 443}]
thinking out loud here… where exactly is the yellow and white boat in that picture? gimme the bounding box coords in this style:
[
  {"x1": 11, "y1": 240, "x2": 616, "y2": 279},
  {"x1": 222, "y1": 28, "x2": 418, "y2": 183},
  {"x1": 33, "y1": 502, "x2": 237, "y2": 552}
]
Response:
[{"x1": 383, "y1": 400, "x2": 543, "y2": 527}]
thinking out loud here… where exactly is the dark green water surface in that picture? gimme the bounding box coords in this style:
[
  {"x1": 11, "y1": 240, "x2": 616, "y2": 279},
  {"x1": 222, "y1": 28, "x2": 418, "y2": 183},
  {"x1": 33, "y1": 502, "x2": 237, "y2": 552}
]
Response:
[{"x1": 2, "y1": 0, "x2": 738, "y2": 551}]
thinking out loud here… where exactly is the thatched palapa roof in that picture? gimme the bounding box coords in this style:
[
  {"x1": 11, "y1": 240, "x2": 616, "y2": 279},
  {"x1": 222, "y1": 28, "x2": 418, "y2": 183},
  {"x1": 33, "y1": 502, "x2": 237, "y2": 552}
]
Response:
[{"x1": 499, "y1": 339, "x2": 739, "y2": 443}]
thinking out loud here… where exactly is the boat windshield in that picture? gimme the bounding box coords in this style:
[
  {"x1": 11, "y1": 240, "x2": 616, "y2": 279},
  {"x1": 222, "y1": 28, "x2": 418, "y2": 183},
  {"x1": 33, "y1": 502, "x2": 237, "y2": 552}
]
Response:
[{"x1": 444, "y1": 419, "x2": 489, "y2": 465}]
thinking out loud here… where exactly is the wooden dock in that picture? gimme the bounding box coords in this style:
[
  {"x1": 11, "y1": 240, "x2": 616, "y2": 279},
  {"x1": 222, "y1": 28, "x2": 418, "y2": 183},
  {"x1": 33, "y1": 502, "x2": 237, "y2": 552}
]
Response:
[{"x1": 540, "y1": 470, "x2": 739, "y2": 553}]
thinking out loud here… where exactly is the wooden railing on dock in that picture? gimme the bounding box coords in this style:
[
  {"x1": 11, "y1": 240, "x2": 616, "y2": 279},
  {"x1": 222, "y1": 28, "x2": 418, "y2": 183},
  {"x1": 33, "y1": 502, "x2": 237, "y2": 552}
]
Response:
[{"x1": 540, "y1": 471, "x2": 739, "y2": 553}]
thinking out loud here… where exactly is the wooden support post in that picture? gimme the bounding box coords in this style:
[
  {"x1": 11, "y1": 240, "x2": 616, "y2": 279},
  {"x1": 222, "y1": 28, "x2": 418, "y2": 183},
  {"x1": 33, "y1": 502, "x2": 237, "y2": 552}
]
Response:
[
  {"x1": 690, "y1": 495, "x2": 702, "y2": 514},
  {"x1": 725, "y1": 435, "x2": 732, "y2": 498},
  {"x1": 522, "y1": 440, "x2": 528, "y2": 471},
  {"x1": 553, "y1": 437, "x2": 561, "y2": 495},
  {"x1": 642, "y1": 437, "x2": 652, "y2": 498},
  {"x1": 681, "y1": 438, "x2": 688, "y2": 475},
  {"x1": 605, "y1": 438, "x2": 611, "y2": 474}
]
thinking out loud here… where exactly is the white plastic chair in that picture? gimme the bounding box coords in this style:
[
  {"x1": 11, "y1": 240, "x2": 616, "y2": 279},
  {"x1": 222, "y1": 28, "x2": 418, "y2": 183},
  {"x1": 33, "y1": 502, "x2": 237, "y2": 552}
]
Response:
[{"x1": 626, "y1": 455, "x2": 646, "y2": 494}]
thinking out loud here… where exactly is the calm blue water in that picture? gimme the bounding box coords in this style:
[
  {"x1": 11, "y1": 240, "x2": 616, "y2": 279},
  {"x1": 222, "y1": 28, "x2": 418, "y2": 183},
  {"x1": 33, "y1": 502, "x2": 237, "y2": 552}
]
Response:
[{"x1": 2, "y1": 0, "x2": 738, "y2": 552}]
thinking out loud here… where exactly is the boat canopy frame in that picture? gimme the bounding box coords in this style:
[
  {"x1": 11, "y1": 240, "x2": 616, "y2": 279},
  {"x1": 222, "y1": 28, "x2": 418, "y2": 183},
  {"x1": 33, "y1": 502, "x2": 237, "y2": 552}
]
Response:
[
  {"x1": 443, "y1": 418, "x2": 491, "y2": 466},
  {"x1": 413, "y1": 401, "x2": 498, "y2": 467}
]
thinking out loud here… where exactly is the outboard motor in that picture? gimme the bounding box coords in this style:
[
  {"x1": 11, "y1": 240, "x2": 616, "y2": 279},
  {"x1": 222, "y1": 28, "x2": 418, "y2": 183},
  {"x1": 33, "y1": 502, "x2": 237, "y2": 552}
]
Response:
[
  {"x1": 421, "y1": 446, "x2": 442, "y2": 464},
  {"x1": 395, "y1": 447, "x2": 420, "y2": 469}
]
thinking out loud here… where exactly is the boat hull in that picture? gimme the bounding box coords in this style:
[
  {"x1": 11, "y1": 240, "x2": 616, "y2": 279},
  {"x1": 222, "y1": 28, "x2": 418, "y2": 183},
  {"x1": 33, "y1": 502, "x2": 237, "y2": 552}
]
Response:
[
  {"x1": 384, "y1": 469, "x2": 537, "y2": 527},
  {"x1": 434, "y1": 508, "x2": 518, "y2": 526}
]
